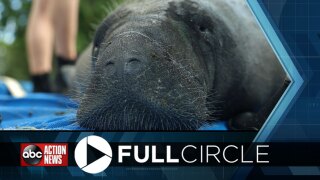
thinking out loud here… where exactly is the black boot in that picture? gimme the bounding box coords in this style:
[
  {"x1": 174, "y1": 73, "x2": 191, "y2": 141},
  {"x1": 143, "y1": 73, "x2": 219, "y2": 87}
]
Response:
[{"x1": 31, "y1": 73, "x2": 52, "y2": 93}]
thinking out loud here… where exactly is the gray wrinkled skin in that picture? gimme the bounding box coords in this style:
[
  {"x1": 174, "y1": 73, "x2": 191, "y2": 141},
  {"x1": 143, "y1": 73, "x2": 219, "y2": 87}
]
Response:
[{"x1": 74, "y1": 0, "x2": 287, "y2": 131}]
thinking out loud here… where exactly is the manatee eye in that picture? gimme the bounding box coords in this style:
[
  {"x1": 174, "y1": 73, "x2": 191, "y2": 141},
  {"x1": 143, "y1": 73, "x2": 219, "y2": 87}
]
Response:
[{"x1": 199, "y1": 25, "x2": 207, "y2": 32}]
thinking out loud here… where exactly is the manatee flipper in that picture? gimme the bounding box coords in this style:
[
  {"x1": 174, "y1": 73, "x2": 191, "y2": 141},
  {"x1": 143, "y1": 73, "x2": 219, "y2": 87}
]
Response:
[
  {"x1": 228, "y1": 112, "x2": 260, "y2": 131},
  {"x1": 229, "y1": 78, "x2": 291, "y2": 130}
]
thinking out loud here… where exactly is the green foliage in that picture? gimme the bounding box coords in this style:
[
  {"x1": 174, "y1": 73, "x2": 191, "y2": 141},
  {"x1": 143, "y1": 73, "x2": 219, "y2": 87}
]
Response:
[{"x1": 0, "y1": 0, "x2": 124, "y2": 80}]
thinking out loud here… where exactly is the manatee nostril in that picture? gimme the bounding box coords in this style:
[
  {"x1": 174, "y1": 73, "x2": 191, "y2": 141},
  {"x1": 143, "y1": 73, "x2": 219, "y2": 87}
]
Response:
[
  {"x1": 124, "y1": 58, "x2": 144, "y2": 73},
  {"x1": 128, "y1": 58, "x2": 141, "y2": 64},
  {"x1": 104, "y1": 61, "x2": 116, "y2": 76},
  {"x1": 105, "y1": 61, "x2": 115, "y2": 67}
]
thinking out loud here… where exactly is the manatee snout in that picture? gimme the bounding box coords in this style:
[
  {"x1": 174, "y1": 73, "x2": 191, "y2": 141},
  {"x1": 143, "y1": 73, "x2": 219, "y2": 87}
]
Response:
[{"x1": 77, "y1": 28, "x2": 210, "y2": 130}]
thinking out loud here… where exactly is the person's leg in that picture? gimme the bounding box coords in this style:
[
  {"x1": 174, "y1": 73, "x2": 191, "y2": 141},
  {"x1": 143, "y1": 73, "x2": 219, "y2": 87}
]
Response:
[
  {"x1": 53, "y1": 0, "x2": 79, "y2": 61},
  {"x1": 52, "y1": 0, "x2": 79, "y2": 92},
  {"x1": 26, "y1": 0, "x2": 55, "y2": 92}
]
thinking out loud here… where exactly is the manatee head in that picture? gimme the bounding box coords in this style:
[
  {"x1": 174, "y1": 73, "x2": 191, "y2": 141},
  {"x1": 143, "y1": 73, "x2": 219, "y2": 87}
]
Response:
[{"x1": 77, "y1": 0, "x2": 235, "y2": 130}]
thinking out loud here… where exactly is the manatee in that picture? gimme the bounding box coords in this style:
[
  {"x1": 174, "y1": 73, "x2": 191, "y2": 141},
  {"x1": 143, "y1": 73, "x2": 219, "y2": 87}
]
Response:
[{"x1": 74, "y1": 0, "x2": 288, "y2": 131}]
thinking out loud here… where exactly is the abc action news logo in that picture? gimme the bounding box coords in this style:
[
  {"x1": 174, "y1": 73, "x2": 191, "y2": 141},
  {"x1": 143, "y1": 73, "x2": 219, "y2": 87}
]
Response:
[
  {"x1": 20, "y1": 143, "x2": 68, "y2": 166},
  {"x1": 20, "y1": 136, "x2": 270, "y2": 174}
]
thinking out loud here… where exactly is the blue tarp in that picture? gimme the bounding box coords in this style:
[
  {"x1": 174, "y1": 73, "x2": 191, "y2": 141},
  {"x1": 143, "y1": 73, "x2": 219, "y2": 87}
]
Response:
[{"x1": 0, "y1": 81, "x2": 227, "y2": 130}]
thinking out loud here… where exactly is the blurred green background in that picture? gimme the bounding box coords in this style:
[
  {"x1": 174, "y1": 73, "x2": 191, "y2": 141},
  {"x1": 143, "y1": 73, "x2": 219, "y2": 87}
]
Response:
[{"x1": 0, "y1": 0, "x2": 123, "y2": 80}]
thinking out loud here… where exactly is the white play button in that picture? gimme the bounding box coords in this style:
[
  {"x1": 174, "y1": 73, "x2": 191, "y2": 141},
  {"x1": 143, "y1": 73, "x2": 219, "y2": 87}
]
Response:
[{"x1": 74, "y1": 135, "x2": 113, "y2": 174}]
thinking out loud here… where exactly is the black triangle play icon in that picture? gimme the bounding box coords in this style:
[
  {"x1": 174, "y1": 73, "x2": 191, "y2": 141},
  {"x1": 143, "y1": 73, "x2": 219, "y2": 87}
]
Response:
[{"x1": 86, "y1": 143, "x2": 106, "y2": 165}]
